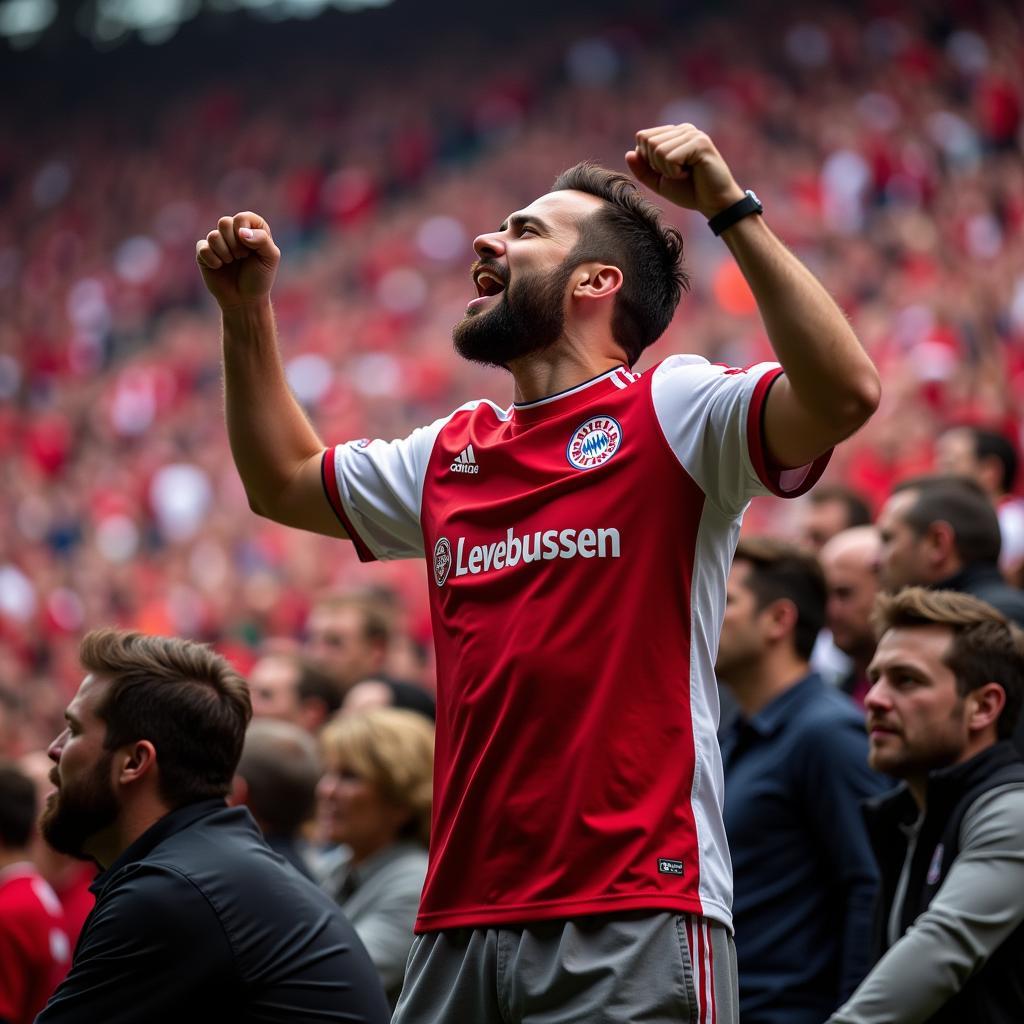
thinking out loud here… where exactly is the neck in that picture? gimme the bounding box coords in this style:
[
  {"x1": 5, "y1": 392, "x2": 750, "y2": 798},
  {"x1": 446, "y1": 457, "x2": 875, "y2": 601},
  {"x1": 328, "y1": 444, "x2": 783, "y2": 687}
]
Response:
[
  {"x1": 508, "y1": 339, "x2": 624, "y2": 405},
  {"x1": 86, "y1": 800, "x2": 170, "y2": 870},
  {"x1": 0, "y1": 848, "x2": 32, "y2": 871},
  {"x1": 725, "y1": 653, "x2": 810, "y2": 719},
  {"x1": 906, "y1": 734, "x2": 999, "y2": 812}
]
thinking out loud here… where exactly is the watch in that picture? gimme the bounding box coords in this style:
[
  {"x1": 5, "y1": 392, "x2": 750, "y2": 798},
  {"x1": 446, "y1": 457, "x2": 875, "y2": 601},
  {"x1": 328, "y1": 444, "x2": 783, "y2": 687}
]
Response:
[{"x1": 707, "y1": 189, "x2": 763, "y2": 236}]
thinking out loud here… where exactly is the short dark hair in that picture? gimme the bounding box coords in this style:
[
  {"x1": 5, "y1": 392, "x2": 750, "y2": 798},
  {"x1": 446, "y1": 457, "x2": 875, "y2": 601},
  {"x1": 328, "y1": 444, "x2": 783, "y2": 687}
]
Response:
[
  {"x1": 873, "y1": 588, "x2": 1024, "y2": 741},
  {"x1": 969, "y1": 427, "x2": 1019, "y2": 495},
  {"x1": 893, "y1": 474, "x2": 1001, "y2": 565},
  {"x1": 237, "y1": 720, "x2": 320, "y2": 838},
  {"x1": 809, "y1": 483, "x2": 872, "y2": 528},
  {"x1": 734, "y1": 537, "x2": 827, "y2": 660},
  {"x1": 0, "y1": 762, "x2": 36, "y2": 849},
  {"x1": 295, "y1": 658, "x2": 344, "y2": 716},
  {"x1": 551, "y1": 162, "x2": 688, "y2": 367},
  {"x1": 81, "y1": 629, "x2": 252, "y2": 809}
]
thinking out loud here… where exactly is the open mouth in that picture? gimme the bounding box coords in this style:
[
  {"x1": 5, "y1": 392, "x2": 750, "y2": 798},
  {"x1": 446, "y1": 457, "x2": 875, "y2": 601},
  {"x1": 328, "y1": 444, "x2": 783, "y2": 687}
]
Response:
[{"x1": 472, "y1": 265, "x2": 507, "y2": 299}]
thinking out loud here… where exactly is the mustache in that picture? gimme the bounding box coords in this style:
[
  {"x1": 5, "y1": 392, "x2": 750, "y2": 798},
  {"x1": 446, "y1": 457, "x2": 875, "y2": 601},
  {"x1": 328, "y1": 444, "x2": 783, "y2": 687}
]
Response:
[{"x1": 470, "y1": 258, "x2": 508, "y2": 286}]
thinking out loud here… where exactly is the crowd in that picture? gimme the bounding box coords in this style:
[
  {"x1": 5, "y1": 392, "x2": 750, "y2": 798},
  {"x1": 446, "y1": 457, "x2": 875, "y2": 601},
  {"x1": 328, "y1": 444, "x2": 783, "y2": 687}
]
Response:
[{"x1": 1, "y1": 0, "x2": 1024, "y2": 1020}]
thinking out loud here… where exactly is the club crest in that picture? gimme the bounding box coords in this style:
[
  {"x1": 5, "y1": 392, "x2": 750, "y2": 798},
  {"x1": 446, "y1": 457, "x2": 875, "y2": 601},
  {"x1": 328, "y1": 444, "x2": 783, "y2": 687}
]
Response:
[{"x1": 567, "y1": 416, "x2": 622, "y2": 471}]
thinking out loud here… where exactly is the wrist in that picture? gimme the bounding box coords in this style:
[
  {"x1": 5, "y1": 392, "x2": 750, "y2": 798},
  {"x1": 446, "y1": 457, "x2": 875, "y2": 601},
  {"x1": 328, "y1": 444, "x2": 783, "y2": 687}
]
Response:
[
  {"x1": 221, "y1": 298, "x2": 275, "y2": 336},
  {"x1": 698, "y1": 187, "x2": 747, "y2": 221},
  {"x1": 706, "y1": 189, "x2": 764, "y2": 236}
]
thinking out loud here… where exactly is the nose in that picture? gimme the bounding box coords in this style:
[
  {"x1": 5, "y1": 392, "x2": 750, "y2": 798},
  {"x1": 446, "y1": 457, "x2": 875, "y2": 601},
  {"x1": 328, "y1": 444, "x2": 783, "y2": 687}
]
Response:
[
  {"x1": 47, "y1": 729, "x2": 67, "y2": 763},
  {"x1": 473, "y1": 231, "x2": 505, "y2": 260},
  {"x1": 863, "y1": 680, "x2": 889, "y2": 713}
]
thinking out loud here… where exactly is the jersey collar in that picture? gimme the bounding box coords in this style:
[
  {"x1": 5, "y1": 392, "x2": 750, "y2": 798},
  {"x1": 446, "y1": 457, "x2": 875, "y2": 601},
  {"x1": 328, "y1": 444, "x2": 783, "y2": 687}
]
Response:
[{"x1": 510, "y1": 366, "x2": 638, "y2": 425}]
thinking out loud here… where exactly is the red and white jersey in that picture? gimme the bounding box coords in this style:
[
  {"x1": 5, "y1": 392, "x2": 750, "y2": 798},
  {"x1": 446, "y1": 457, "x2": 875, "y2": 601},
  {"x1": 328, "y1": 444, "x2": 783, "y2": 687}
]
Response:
[
  {"x1": 323, "y1": 357, "x2": 830, "y2": 932},
  {"x1": 0, "y1": 864, "x2": 71, "y2": 1024}
]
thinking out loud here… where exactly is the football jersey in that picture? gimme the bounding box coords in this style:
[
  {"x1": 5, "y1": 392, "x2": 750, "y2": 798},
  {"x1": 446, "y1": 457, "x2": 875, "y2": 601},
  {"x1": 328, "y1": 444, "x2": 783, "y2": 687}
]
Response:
[
  {"x1": 0, "y1": 865, "x2": 71, "y2": 1024},
  {"x1": 322, "y1": 357, "x2": 830, "y2": 932}
]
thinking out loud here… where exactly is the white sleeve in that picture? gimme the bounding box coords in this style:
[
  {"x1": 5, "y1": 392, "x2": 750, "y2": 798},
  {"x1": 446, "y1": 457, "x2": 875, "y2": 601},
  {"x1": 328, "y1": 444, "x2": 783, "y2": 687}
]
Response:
[
  {"x1": 650, "y1": 355, "x2": 832, "y2": 516},
  {"x1": 322, "y1": 408, "x2": 467, "y2": 562}
]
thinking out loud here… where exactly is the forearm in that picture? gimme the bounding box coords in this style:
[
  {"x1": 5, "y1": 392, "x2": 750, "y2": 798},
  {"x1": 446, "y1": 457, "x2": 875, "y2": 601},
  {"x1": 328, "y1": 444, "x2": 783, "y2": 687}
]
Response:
[
  {"x1": 721, "y1": 215, "x2": 879, "y2": 437},
  {"x1": 221, "y1": 300, "x2": 324, "y2": 516}
]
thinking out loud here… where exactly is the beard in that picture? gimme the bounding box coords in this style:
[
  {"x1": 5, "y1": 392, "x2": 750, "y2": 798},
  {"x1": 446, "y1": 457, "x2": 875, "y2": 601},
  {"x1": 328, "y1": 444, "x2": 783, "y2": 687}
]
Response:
[
  {"x1": 40, "y1": 751, "x2": 119, "y2": 861},
  {"x1": 453, "y1": 258, "x2": 577, "y2": 369}
]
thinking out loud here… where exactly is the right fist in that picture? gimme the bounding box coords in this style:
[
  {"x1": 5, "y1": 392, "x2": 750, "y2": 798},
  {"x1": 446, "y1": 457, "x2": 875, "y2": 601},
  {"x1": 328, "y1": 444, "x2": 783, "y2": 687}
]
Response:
[{"x1": 196, "y1": 212, "x2": 280, "y2": 311}]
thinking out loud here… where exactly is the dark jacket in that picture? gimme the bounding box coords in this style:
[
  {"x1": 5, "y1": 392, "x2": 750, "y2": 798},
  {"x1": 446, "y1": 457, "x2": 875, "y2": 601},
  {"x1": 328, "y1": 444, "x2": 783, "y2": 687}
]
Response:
[
  {"x1": 938, "y1": 563, "x2": 1024, "y2": 628},
  {"x1": 864, "y1": 743, "x2": 1024, "y2": 1024},
  {"x1": 37, "y1": 800, "x2": 390, "y2": 1024}
]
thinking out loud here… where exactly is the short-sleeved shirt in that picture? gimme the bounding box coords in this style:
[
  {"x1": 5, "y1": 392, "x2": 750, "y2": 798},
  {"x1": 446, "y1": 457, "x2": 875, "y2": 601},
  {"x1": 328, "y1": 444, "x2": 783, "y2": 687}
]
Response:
[
  {"x1": 0, "y1": 865, "x2": 70, "y2": 1024},
  {"x1": 322, "y1": 358, "x2": 830, "y2": 932}
]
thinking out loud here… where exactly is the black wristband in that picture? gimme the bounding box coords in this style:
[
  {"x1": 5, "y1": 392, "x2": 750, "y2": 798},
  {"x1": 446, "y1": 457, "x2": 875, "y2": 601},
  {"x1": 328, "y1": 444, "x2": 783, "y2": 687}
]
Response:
[{"x1": 707, "y1": 189, "x2": 763, "y2": 236}]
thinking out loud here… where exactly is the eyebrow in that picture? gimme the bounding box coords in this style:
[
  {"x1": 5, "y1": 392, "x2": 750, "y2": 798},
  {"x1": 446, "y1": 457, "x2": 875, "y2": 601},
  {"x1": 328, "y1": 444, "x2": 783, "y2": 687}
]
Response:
[
  {"x1": 64, "y1": 711, "x2": 81, "y2": 728},
  {"x1": 499, "y1": 213, "x2": 550, "y2": 235}
]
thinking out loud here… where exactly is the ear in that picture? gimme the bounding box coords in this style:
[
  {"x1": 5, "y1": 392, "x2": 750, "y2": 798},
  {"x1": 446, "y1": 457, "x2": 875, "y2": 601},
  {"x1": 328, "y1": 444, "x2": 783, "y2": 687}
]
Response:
[
  {"x1": 966, "y1": 682, "x2": 1006, "y2": 736},
  {"x1": 924, "y1": 520, "x2": 957, "y2": 567},
  {"x1": 571, "y1": 264, "x2": 623, "y2": 302},
  {"x1": 762, "y1": 598, "x2": 798, "y2": 644},
  {"x1": 116, "y1": 740, "x2": 158, "y2": 787}
]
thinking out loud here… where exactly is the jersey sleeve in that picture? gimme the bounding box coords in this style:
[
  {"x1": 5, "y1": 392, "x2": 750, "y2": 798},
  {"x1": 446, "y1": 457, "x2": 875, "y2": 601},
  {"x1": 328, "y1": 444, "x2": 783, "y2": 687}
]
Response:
[
  {"x1": 321, "y1": 410, "x2": 464, "y2": 563},
  {"x1": 650, "y1": 355, "x2": 832, "y2": 516}
]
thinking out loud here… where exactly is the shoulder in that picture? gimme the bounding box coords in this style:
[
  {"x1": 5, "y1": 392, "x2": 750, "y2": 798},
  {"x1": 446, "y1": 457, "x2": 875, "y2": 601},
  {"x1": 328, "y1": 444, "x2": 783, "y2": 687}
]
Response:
[{"x1": 960, "y1": 781, "x2": 1024, "y2": 849}]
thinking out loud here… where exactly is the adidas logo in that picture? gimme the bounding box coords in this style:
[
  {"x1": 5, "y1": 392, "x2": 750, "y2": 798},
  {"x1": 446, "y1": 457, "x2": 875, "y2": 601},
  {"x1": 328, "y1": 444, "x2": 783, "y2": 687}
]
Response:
[{"x1": 450, "y1": 444, "x2": 480, "y2": 474}]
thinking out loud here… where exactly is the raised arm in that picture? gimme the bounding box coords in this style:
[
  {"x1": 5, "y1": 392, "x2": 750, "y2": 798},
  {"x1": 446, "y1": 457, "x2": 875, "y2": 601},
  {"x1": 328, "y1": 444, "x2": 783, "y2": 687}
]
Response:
[
  {"x1": 196, "y1": 212, "x2": 346, "y2": 538},
  {"x1": 627, "y1": 125, "x2": 880, "y2": 469}
]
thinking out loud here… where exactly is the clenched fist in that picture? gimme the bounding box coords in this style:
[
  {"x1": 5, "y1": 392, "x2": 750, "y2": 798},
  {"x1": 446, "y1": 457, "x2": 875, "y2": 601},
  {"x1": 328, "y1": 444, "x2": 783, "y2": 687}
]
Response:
[
  {"x1": 626, "y1": 125, "x2": 747, "y2": 219},
  {"x1": 196, "y1": 212, "x2": 280, "y2": 312}
]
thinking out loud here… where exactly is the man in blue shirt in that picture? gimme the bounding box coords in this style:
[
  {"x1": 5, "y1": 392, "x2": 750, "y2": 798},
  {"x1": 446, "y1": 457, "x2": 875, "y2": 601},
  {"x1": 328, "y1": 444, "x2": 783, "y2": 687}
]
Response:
[{"x1": 717, "y1": 538, "x2": 885, "y2": 1024}]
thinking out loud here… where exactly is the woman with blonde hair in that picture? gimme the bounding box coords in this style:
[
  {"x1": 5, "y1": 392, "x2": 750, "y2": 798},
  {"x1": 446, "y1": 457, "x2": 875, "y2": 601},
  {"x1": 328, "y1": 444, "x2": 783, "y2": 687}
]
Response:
[{"x1": 316, "y1": 707, "x2": 433, "y2": 1006}]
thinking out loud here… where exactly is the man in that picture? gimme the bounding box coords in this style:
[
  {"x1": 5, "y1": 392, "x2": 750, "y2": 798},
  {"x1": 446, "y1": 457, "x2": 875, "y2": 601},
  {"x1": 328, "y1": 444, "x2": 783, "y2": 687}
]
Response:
[
  {"x1": 232, "y1": 718, "x2": 320, "y2": 879},
  {"x1": 0, "y1": 763, "x2": 70, "y2": 1024},
  {"x1": 821, "y1": 526, "x2": 883, "y2": 706},
  {"x1": 829, "y1": 588, "x2": 1024, "y2": 1024},
  {"x1": 716, "y1": 539, "x2": 883, "y2": 1023},
  {"x1": 877, "y1": 474, "x2": 1024, "y2": 628},
  {"x1": 305, "y1": 593, "x2": 392, "y2": 696},
  {"x1": 801, "y1": 483, "x2": 873, "y2": 553},
  {"x1": 248, "y1": 646, "x2": 342, "y2": 732},
  {"x1": 36, "y1": 629, "x2": 389, "y2": 1023},
  {"x1": 198, "y1": 123, "x2": 880, "y2": 1022},
  {"x1": 936, "y1": 425, "x2": 1024, "y2": 582}
]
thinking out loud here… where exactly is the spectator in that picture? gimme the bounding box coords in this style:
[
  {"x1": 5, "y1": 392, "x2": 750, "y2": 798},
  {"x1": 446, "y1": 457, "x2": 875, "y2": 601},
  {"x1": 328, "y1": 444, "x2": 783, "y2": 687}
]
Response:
[
  {"x1": 248, "y1": 649, "x2": 342, "y2": 733},
  {"x1": 317, "y1": 708, "x2": 433, "y2": 1007},
  {"x1": 829, "y1": 588, "x2": 1024, "y2": 1024},
  {"x1": 801, "y1": 484, "x2": 874, "y2": 553},
  {"x1": 717, "y1": 538, "x2": 884, "y2": 1024},
  {"x1": 305, "y1": 594, "x2": 392, "y2": 696},
  {"x1": 232, "y1": 718, "x2": 320, "y2": 879},
  {"x1": 36, "y1": 629, "x2": 389, "y2": 1024},
  {"x1": 821, "y1": 526, "x2": 884, "y2": 706},
  {"x1": 935, "y1": 426, "x2": 1024, "y2": 582},
  {"x1": 340, "y1": 678, "x2": 437, "y2": 721},
  {"x1": 877, "y1": 475, "x2": 1024, "y2": 628},
  {"x1": 0, "y1": 762, "x2": 70, "y2": 1024}
]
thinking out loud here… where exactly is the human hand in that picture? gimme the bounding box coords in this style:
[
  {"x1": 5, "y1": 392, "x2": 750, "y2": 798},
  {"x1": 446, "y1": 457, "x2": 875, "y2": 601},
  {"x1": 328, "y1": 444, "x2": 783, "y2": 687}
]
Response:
[
  {"x1": 196, "y1": 212, "x2": 280, "y2": 311},
  {"x1": 626, "y1": 125, "x2": 746, "y2": 219}
]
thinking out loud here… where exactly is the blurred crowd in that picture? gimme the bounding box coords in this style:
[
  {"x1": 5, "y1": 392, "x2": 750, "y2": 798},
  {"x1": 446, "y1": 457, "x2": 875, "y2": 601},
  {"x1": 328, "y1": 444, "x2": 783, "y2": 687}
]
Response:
[{"x1": 1, "y1": 0, "x2": 1024, "y2": 1016}]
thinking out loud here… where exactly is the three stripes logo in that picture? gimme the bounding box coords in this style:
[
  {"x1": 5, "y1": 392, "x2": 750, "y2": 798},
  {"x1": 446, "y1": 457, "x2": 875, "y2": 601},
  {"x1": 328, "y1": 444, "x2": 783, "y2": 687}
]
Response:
[{"x1": 450, "y1": 444, "x2": 480, "y2": 475}]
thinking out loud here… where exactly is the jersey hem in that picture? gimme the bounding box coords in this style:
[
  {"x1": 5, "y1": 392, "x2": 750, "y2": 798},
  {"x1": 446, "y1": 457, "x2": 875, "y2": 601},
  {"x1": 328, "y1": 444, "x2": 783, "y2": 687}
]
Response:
[
  {"x1": 321, "y1": 447, "x2": 378, "y2": 563},
  {"x1": 414, "y1": 893, "x2": 733, "y2": 934}
]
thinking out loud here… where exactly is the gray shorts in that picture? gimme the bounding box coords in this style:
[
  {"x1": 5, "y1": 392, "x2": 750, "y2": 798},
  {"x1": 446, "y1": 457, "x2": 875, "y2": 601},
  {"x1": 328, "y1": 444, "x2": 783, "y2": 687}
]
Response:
[{"x1": 391, "y1": 911, "x2": 737, "y2": 1024}]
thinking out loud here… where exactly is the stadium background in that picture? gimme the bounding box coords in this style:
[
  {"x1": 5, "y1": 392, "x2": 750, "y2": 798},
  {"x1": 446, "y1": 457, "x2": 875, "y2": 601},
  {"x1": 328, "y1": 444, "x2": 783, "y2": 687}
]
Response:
[{"x1": 1, "y1": 0, "x2": 1022, "y2": 751}]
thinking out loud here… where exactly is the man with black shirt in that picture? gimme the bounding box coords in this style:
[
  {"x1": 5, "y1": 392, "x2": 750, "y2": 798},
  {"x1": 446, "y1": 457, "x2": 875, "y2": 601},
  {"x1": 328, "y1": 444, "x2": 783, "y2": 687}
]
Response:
[{"x1": 36, "y1": 629, "x2": 388, "y2": 1024}]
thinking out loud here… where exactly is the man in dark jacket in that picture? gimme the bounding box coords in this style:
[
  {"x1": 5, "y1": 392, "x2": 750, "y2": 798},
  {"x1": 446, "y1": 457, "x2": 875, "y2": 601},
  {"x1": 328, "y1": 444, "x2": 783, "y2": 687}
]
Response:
[
  {"x1": 828, "y1": 588, "x2": 1024, "y2": 1024},
  {"x1": 876, "y1": 474, "x2": 1024, "y2": 627},
  {"x1": 35, "y1": 628, "x2": 390, "y2": 1024}
]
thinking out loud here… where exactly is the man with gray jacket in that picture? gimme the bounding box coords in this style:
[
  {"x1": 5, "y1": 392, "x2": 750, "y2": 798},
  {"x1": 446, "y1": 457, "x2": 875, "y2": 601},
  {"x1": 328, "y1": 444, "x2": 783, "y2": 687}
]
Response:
[{"x1": 829, "y1": 588, "x2": 1024, "y2": 1024}]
